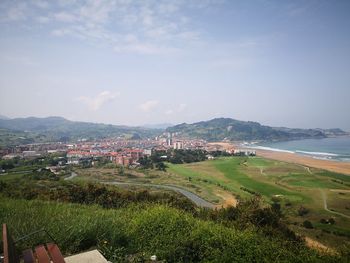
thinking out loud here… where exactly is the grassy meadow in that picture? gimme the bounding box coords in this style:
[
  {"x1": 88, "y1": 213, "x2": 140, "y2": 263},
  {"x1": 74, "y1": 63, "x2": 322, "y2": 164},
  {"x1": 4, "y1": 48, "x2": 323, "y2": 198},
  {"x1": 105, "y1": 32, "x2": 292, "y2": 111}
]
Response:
[
  {"x1": 2, "y1": 155, "x2": 350, "y2": 259},
  {"x1": 73, "y1": 156, "x2": 350, "y2": 249},
  {"x1": 167, "y1": 157, "x2": 350, "y2": 248},
  {"x1": 0, "y1": 196, "x2": 342, "y2": 262}
]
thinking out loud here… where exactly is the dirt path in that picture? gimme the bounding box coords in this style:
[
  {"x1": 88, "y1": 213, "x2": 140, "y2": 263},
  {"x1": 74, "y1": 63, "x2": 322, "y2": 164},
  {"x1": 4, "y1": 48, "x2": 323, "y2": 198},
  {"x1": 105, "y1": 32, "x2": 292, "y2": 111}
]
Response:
[
  {"x1": 215, "y1": 192, "x2": 238, "y2": 207},
  {"x1": 320, "y1": 190, "x2": 350, "y2": 219},
  {"x1": 259, "y1": 167, "x2": 266, "y2": 176},
  {"x1": 304, "y1": 237, "x2": 335, "y2": 254},
  {"x1": 304, "y1": 166, "x2": 312, "y2": 174}
]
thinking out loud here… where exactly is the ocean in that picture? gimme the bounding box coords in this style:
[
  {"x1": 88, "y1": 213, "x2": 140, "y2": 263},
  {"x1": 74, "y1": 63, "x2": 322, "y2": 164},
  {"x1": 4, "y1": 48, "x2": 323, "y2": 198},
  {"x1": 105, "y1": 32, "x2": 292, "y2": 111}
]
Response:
[{"x1": 250, "y1": 137, "x2": 350, "y2": 162}]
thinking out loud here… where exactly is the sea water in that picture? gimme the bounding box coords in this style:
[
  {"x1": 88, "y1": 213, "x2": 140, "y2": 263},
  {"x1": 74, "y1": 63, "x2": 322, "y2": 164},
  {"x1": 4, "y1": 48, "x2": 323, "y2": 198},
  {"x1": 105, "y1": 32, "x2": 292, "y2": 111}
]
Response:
[{"x1": 252, "y1": 137, "x2": 350, "y2": 162}]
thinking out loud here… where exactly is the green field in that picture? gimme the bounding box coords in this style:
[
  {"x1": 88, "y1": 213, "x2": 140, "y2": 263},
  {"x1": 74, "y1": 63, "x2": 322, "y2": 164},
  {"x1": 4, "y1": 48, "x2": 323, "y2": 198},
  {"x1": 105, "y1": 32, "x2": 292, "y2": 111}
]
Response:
[
  {"x1": 2, "y1": 155, "x2": 350, "y2": 255},
  {"x1": 54, "y1": 156, "x2": 350, "y2": 249},
  {"x1": 166, "y1": 157, "x2": 350, "y2": 248}
]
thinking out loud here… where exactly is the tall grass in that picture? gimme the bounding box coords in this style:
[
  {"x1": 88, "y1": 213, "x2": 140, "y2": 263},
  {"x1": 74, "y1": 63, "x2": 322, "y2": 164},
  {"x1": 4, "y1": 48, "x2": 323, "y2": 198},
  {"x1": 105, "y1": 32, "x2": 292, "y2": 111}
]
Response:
[{"x1": 0, "y1": 196, "x2": 340, "y2": 262}]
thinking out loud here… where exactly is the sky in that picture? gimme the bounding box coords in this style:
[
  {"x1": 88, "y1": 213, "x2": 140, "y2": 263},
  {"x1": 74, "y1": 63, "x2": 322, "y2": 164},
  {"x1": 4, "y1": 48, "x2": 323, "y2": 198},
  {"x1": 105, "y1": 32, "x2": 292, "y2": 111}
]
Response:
[{"x1": 0, "y1": 0, "x2": 349, "y2": 130}]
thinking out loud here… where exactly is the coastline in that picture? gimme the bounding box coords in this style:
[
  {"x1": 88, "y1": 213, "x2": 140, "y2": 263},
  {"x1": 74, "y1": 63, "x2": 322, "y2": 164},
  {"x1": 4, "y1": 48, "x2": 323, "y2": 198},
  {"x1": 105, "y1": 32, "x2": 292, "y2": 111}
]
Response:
[
  {"x1": 253, "y1": 149, "x2": 350, "y2": 175},
  {"x1": 208, "y1": 142, "x2": 350, "y2": 175}
]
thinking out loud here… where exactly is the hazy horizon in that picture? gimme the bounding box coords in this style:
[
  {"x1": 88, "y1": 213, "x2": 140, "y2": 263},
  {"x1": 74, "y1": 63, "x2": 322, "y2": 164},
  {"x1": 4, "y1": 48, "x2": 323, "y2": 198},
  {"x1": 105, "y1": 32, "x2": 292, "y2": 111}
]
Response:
[
  {"x1": 1, "y1": 113, "x2": 349, "y2": 132},
  {"x1": 1, "y1": 0, "x2": 350, "y2": 130}
]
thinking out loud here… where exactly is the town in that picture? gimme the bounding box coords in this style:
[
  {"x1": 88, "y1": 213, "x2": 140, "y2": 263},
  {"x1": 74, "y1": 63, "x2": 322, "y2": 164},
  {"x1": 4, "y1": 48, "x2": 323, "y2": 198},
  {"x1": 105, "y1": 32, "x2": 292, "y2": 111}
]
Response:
[{"x1": 0, "y1": 132, "x2": 256, "y2": 169}]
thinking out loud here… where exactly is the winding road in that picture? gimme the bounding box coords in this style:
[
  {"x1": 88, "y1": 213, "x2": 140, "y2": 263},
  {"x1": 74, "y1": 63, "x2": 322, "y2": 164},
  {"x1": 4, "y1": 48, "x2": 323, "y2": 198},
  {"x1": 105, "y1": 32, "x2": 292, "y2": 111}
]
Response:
[
  {"x1": 104, "y1": 181, "x2": 215, "y2": 208},
  {"x1": 64, "y1": 172, "x2": 78, "y2": 181},
  {"x1": 65, "y1": 172, "x2": 215, "y2": 208}
]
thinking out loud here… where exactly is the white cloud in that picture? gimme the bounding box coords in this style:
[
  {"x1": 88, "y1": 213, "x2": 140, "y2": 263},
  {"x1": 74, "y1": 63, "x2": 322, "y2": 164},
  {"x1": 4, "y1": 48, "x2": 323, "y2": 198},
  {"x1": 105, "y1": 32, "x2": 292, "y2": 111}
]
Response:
[
  {"x1": 2, "y1": 55, "x2": 39, "y2": 67},
  {"x1": 77, "y1": 91, "x2": 119, "y2": 111},
  {"x1": 0, "y1": 0, "x2": 225, "y2": 56},
  {"x1": 0, "y1": 0, "x2": 221, "y2": 55},
  {"x1": 114, "y1": 43, "x2": 178, "y2": 55},
  {"x1": 54, "y1": 12, "x2": 77, "y2": 23},
  {"x1": 51, "y1": 28, "x2": 71, "y2": 37},
  {"x1": 4, "y1": 3, "x2": 27, "y2": 21},
  {"x1": 139, "y1": 100, "x2": 159, "y2": 112},
  {"x1": 36, "y1": 16, "x2": 50, "y2": 23},
  {"x1": 32, "y1": 0, "x2": 49, "y2": 9},
  {"x1": 165, "y1": 104, "x2": 187, "y2": 115},
  {"x1": 178, "y1": 103, "x2": 187, "y2": 112}
]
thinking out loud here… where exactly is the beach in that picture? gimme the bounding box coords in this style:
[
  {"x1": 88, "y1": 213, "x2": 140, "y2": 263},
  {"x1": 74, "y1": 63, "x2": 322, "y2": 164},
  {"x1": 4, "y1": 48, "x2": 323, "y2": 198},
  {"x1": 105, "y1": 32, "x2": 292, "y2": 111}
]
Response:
[
  {"x1": 254, "y1": 149, "x2": 350, "y2": 175},
  {"x1": 208, "y1": 142, "x2": 350, "y2": 175}
]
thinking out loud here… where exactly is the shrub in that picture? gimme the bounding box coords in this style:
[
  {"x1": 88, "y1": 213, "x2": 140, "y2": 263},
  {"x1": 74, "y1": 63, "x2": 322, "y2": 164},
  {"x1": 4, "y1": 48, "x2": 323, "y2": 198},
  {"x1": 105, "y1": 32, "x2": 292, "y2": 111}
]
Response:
[
  {"x1": 303, "y1": 220, "x2": 313, "y2": 229},
  {"x1": 328, "y1": 218, "x2": 335, "y2": 225},
  {"x1": 297, "y1": 206, "x2": 309, "y2": 216},
  {"x1": 0, "y1": 196, "x2": 341, "y2": 262}
]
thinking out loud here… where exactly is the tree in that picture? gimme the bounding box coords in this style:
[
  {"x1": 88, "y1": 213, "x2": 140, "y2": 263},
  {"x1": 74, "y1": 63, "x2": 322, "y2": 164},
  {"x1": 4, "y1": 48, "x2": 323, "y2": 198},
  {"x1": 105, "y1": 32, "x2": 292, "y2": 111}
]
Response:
[
  {"x1": 118, "y1": 166, "x2": 125, "y2": 176},
  {"x1": 156, "y1": 162, "x2": 167, "y2": 171},
  {"x1": 139, "y1": 156, "x2": 153, "y2": 169}
]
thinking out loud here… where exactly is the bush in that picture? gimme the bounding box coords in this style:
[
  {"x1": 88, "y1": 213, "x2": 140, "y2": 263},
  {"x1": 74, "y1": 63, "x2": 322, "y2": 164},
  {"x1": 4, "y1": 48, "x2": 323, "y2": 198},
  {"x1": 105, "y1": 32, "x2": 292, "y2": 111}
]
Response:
[
  {"x1": 297, "y1": 206, "x2": 309, "y2": 216},
  {"x1": 303, "y1": 220, "x2": 313, "y2": 229},
  {"x1": 0, "y1": 181, "x2": 196, "y2": 212}
]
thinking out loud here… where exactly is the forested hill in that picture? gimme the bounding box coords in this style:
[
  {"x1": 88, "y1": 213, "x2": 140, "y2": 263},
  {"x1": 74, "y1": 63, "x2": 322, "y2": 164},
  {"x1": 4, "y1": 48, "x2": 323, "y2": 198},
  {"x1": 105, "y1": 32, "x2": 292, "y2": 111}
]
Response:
[
  {"x1": 0, "y1": 116, "x2": 159, "y2": 146},
  {"x1": 166, "y1": 118, "x2": 348, "y2": 142},
  {"x1": 0, "y1": 116, "x2": 347, "y2": 146}
]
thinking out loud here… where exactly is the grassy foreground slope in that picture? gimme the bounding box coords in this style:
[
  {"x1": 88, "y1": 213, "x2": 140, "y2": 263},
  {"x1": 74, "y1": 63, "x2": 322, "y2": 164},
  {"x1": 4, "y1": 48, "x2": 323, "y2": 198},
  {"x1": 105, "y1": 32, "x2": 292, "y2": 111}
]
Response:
[
  {"x1": 72, "y1": 156, "x2": 350, "y2": 248},
  {"x1": 0, "y1": 196, "x2": 340, "y2": 263}
]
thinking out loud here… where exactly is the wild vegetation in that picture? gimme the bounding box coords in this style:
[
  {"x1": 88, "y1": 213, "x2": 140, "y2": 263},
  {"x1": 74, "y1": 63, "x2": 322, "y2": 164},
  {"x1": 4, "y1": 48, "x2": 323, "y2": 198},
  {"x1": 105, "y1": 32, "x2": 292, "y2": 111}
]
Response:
[
  {"x1": 1, "y1": 155, "x2": 350, "y2": 261},
  {"x1": 0, "y1": 195, "x2": 345, "y2": 262},
  {"x1": 0, "y1": 179, "x2": 195, "y2": 212},
  {"x1": 73, "y1": 156, "x2": 350, "y2": 250}
]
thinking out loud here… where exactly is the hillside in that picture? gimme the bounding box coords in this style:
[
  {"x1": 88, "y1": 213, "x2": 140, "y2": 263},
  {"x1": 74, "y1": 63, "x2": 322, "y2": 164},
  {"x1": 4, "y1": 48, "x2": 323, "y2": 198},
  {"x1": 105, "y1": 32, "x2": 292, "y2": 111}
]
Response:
[
  {"x1": 0, "y1": 116, "x2": 159, "y2": 146},
  {"x1": 0, "y1": 116, "x2": 347, "y2": 147},
  {"x1": 166, "y1": 118, "x2": 348, "y2": 142}
]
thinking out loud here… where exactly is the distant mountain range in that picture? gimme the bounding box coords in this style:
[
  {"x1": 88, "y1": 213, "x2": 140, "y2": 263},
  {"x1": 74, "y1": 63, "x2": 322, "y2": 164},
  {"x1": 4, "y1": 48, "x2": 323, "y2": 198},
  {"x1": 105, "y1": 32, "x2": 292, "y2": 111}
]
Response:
[
  {"x1": 0, "y1": 116, "x2": 159, "y2": 146},
  {"x1": 142, "y1": 123, "x2": 173, "y2": 129},
  {"x1": 0, "y1": 116, "x2": 348, "y2": 147},
  {"x1": 166, "y1": 118, "x2": 348, "y2": 142}
]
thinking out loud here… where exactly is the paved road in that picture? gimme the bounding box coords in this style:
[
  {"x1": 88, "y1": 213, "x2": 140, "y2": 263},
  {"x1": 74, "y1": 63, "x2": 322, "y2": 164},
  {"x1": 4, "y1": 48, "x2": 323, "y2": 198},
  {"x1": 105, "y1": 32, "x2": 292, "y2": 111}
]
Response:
[
  {"x1": 64, "y1": 172, "x2": 78, "y2": 181},
  {"x1": 65, "y1": 172, "x2": 215, "y2": 208},
  {"x1": 104, "y1": 181, "x2": 215, "y2": 209}
]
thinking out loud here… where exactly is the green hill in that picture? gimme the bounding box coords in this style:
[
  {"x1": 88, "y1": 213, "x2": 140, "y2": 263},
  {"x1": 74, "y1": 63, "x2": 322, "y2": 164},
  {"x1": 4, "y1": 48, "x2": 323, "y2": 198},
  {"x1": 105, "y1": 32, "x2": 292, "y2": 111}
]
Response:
[
  {"x1": 0, "y1": 116, "x2": 159, "y2": 145},
  {"x1": 166, "y1": 118, "x2": 347, "y2": 142}
]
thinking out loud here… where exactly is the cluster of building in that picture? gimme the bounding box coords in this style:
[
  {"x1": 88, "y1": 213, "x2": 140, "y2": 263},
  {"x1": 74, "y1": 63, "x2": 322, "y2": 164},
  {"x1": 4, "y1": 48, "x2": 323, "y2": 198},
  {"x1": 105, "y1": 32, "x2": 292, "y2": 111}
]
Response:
[
  {"x1": 155, "y1": 132, "x2": 207, "y2": 150},
  {"x1": 0, "y1": 134, "x2": 256, "y2": 166},
  {"x1": 66, "y1": 148, "x2": 145, "y2": 166},
  {"x1": 0, "y1": 143, "x2": 67, "y2": 160}
]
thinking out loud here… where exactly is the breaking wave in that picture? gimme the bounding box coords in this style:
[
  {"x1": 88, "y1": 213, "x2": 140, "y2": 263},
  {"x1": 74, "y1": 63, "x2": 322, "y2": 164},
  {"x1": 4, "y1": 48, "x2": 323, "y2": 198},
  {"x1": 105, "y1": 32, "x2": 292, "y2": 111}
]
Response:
[{"x1": 295, "y1": 150, "x2": 339, "y2": 157}]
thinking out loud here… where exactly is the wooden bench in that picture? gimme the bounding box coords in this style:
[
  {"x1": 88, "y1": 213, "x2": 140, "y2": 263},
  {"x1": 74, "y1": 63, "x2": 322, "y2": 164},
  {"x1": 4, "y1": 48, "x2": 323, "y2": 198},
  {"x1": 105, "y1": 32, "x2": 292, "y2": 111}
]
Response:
[{"x1": 2, "y1": 224, "x2": 66, "y2": 263}]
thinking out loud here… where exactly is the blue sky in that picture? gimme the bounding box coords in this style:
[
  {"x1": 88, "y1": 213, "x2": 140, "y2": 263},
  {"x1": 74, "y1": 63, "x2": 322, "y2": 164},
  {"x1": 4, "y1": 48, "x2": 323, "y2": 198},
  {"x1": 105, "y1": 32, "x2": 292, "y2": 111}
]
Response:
[{"x1": 0, "y1": 0, "x2": 349, "y2": 130}]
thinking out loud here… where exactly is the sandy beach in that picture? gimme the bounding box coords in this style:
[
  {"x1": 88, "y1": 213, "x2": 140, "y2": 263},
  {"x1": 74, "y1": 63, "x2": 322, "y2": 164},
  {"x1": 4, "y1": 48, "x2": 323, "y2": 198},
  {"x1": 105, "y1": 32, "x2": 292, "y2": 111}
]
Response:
[
  {"x1": 255, "y1": 149, "x2": 350, "y2": 175},
  {"x1": 208, "y1": 142, "x2": 350, "y2": 175}
]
